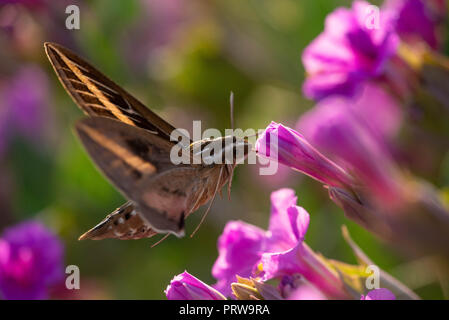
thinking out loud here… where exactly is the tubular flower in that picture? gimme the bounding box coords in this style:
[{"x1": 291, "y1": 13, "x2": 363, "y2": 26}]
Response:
[
  {"x1": 212, "y1": 189, "x2": 352, "y2": 299},
  {"x1": 165, "y1": 271, "x2": 226, "y2": 300},
  {"x1": 255, "y1": 122, "x2": 354, "y2": 190}
]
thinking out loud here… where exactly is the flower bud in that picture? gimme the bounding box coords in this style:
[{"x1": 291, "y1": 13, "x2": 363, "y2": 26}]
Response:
[{"x1": 165, "y1": 271, "x2": 226, "y2": 300}]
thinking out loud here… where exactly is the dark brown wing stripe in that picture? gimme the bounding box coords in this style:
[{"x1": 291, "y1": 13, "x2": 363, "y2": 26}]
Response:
[
  {"x1": 69, "y1": 79, "x2": 90, "y2": 92},
  {"x1": 87, "y1": 105, "x2": 115, "y2": 118}
]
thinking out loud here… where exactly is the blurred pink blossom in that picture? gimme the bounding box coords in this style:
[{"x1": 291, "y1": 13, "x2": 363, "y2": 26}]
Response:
[
  {"x1": 0, "y1": 221, "x2": 64, "y2": 300},
  {"x1": 302, "y1": 1, "x2": 399, "y2": 100},
  {"x1": 0, "y1": 65, "x2": 51, "y2": 156},
  {"x1": 384, "y1": 0, "x2": 446, "y2": 49}
]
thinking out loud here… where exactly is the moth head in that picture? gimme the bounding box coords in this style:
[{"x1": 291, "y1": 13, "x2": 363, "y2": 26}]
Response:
[
  {"x1": 192, "y1": 135, "x2": 251, "y2": 165},
  {"x1": 221, "y1": 135, "x2": 251, "y2": 165},
  {"x1": 236, "y1": 136, "x2": 252, "y2": 164}
]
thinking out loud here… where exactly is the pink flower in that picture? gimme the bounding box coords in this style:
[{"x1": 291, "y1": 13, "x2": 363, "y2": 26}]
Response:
[
  {"x1": 302, "y1": 1, "x2": 399, "y2": 100},
  {"x1": 361, "y1": 288, "x2": 396, "y2": 300},
  {"x1": 0, "y1": 221, "x2": 64, "y2": 300},
  {"x1": 384, "y1": 0, "x2": 446, "y2": 49},
  {"x1": 165, "y1": 271, "x2": 226, "y2": 300},
  {"x1": 255, "y1": 122, "x2": 354, "y2": 190},
  {"x1": 212, "y1": 189, "x2": 351, "y2": 299},
  {"x1": 211, "y1": 221, "x2": 265, "y2": 297}
]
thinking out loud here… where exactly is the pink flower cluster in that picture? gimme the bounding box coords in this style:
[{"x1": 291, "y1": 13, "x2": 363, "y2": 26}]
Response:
[
  {"x1": 165, "y1": 0, "x2": 448, "y2": 300},
  {"x1": 165, "y1": 189, "x2": 396, "y2": 300},
  {"x1": 255, "y1": 0, "x2": 449, "y2": 258}
]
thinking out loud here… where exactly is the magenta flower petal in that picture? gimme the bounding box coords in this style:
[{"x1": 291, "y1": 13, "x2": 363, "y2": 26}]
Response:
[
  {"x1": 0, "y1": 221, "x2": 64, "y2": 300},
  {"x1": 287, "y1": 206, "x2": 310, "y2": 243},
  {"x1": 384, "y1": 0, "x2": 445, "y2": 49},
  {"x1": 165, "y1": 271, "x2": 226, "y2": 300},
  {"x1": 212, "y1": 221, "x2": 265, "y2": 296},
  {"x1": 265, "y1": 189, "x2": 310, "y2": 253},
  {"x1": 260, "y1": 246, "x2": 308, "y2": 281},
  {"x1": 255, "y1": 122, "x2": 354, "y2": 189},
  {"x1": 262, "y1": 190, "x2": 347, "y2": 299},
  {"x1": 266, "y1": 189, "x2": 299, "y2": 251},
  {"x1": 260, "y1": 243, "x2": 348, "y2": 299},
  {"x1": 361, "y1": 288, "x2": 396, "y2": 300},
  {"x1": 302, "y1": 1, "x2": 399, "y2": 100}
]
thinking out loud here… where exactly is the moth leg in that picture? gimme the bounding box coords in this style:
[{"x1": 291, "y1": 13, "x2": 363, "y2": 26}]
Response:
[
  {"x1": 190, "y1": 166, "x2": 224, "y2": 238},
  {"x1": 150, "y1": 233, "x2": 170, "y2": 248},
  {"x1": 227, "y1": 164, "x2": 237, "y2": 201}
]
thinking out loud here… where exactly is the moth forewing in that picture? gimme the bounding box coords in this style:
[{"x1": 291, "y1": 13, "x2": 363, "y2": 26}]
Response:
[{"x1": 44, "y1": 42, "x2": 188, "y2": 141}]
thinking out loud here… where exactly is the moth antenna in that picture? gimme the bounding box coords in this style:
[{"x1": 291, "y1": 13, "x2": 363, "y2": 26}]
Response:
[
  {"x1": 230, "y1": 91, "x2": 235, "y2": 131},
  {"x1": 150, "y1": 233, "x2": 170, "y2": 248},
  {"x1": 190, "y1": 166, "x2": 224, "y2": 238}
]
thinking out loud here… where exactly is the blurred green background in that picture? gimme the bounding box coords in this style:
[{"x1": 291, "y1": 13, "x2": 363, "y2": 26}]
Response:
[{"x1": 0, "y1": 0, "x2": 444, "y2": 299}]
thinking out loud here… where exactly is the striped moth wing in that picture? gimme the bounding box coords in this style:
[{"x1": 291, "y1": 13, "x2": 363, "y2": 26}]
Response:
[
  {"x1": 75, "y1": 116, "x2": 206, "y2": 237},
  {"x1": 44, "y1": 42, "x2": 180, "y2": 140}
]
